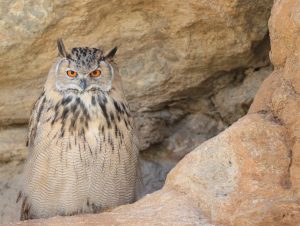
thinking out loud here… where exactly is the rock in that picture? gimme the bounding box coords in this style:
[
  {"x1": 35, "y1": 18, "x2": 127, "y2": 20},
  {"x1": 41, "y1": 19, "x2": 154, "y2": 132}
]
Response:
[
  {"x1": 0, "y1": 127, "x2": 27, "y2": 223},
  {"x1": 138, "y1": 65, "x2": 273, "y2": 195},
  {"x1": 167, "y1": 0, "x2": 300, "y2": 224},
  {"x1": 212, "y1": 65, "x2": 273, "y2": 124},
  {"x1": 0, "y1": 0, "x2": 272, "y2": 137},
  {"x1": 12, "y1": 190, "x2": 213, "y2": 226},
  {"x1": 167, "y1": 114, "x2": 293, "y2": 225},
  {"x1": 252, "y1": 0, "x2": 300, "y2": 202},
  {"x1": 139, "y1": 158, "x2": 175, "y2": 196},
  {"x1": 11, "y1": 0, "x2": 300, "y2": 225},
  {"x1": 0, "y1": 127, "x2": 27, "y2": 163},
  {"x1": 0, "y1": 0, "x2": 275, "y2": 224},
  {"x1": 156, "y1": 112, "x2": 224, "y2": 161},
  {"x1": 0, "y1": 161, "x2": 23, "y2": 224}
]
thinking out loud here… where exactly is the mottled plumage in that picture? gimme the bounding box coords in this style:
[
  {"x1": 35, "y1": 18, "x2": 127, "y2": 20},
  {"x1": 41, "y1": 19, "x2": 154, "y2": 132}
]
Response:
[{"x1": 18, "y1": 40, "x2": 139, "y2": 220}]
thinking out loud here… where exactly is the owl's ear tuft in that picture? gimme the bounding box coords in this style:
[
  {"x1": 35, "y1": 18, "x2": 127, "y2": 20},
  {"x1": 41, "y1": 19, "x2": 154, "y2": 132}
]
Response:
[
  {"x1": 57, "y1": 38, "x2": 68, "y2": 57},
  {"x1": 104, "y1": 47, "x2": 118, "y2": 60}
]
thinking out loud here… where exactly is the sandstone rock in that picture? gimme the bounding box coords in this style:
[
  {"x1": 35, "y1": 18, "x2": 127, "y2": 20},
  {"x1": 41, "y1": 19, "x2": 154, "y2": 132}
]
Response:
[
  {"x1": 0, "y1": 0, "x2": 275, "y2": 225},
  {"x1": 11, "y1": 0, "x2": 300, "y2": 225},
  {"x1": 0, "y1": 0, "x2": 272, "y2": 138},
  {"x1": 0, "y1": 127, "x2": 27, "y2": 223},
  {"x1": 138, "y1": 65, "x2": 273, "y2": 196},
  {"x1": 212, "y1": 65, "x2": 272, "y2": 124},
  {"x1": 252, "y1": 0, "x2": 300, "y2": 203},
  {"x1": 167, "y1": 114, "x2": 293, "y2": 225},
  {"x1": 153, "y1": 112, "x2": 224, "y2": 161},
  {"x1": 139, "y1": 158, "x2": 175, "y2": 196},
  {"x1": 0, "y1": 127, "x2": 27, "y2": 164},
  {"x1": 0, "y1": 161, "x2": 23, "y2": 224},
  {"x1": 11, "y1": 190, "x2": 212, "y2": 226}
]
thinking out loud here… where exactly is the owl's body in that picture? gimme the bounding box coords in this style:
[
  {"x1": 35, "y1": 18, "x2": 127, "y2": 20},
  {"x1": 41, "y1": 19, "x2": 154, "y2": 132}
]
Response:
[{"x1": 19, "y1": 41, "x2": 139, "y2": 220}]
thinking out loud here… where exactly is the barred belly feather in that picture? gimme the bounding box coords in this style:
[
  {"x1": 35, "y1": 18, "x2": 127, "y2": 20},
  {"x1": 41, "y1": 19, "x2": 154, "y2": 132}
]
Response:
[{"x1": 20, "y1": 88, "x2": 139, "y2": 220}]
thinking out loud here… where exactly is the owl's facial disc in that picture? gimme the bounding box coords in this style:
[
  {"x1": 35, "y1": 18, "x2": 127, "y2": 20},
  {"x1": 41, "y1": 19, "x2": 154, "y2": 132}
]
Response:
[
  {"x1": 55, "y1": 55, "x2": 113, "y2": 94},
  {"x1": 53, "y1": 43, "x2": 117, "y2": 94}
]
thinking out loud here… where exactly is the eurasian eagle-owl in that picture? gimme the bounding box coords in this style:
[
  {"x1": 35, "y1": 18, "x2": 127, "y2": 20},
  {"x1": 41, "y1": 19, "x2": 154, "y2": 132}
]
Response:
[{"x1": 18, "y1": 39, "x2": 139, "y2": 220}]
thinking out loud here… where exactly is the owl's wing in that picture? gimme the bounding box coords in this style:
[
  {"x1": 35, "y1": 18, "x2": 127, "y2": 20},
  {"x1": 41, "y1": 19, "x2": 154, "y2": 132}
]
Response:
[
  {"x1": 27, "y1": 92, "x2": 46, "y2": 148},
  {"x1": 19, "y1": 93, "x2": 46, "y2": 220},
  {"x1": 128, "y1": 118, "x2": 144, "y2": 199}
]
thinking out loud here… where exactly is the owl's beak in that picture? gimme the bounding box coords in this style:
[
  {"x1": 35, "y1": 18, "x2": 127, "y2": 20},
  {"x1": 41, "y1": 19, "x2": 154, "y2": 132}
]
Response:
[{"x1": 79, "y1": 79, "x2": 87, "y2": 90}]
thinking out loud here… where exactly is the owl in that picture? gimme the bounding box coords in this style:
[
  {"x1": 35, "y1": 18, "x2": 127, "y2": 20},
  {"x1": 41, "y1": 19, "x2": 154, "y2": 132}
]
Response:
[{"x1": 17, "y1": 39, "x2": 139, "y2": 220}]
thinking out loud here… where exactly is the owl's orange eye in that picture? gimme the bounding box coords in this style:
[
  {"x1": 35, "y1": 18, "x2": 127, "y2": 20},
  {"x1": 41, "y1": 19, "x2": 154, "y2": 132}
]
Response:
[
  {"x1": 66, "y1": 70, "x2": 77, "y2": 78},
  {"x1": 90, "y1": 69, "x2": 101, "y2": 78}
]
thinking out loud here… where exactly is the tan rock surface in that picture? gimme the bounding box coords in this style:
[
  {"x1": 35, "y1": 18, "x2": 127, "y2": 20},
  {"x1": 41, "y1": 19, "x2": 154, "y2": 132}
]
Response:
[
  {"x1": 0, "y1": 0, "x2": 275, "y2": 225},
  {"x1": 0, "y1": 127, "x2": 27, "y2": 164},
  {"x1": 0, "y1": 0, "x2": 272, "y2": 140},
  {"x1": 0, "y1": 161, "x2": 23, "y2": 224},
  {"x1": 167, "y1": 114, "x2": 294, "y2": 225},
  {"x1": 0, "y1": 0, "x2": 274, "y2": 224},
  {"x1": 9, "y1": 0, "x2": 300, "y2": 225},
  {"x1": 250, "y1": 0, "x2": 300, "y2": 208},
  {"x1": 0, "y1": 127, "x2": 26, "y2": 223},
  {"x1": 213, "y1": 66, "x2": 272, "y2": 124},
  {"x1": 11, "y1": 190, "x2": 212, "y2": 226}
]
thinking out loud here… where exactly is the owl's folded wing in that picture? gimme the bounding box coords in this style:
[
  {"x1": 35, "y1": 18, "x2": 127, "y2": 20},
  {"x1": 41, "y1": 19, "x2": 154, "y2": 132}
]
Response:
[{"x1": 27, "y1": 93, "x2": 46, "y2": 148}]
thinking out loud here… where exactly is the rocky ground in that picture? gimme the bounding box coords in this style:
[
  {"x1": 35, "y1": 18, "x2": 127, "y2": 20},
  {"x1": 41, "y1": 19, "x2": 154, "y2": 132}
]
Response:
[{"x1": 0, "y1": 0, "x2": 274, "y2": 224}]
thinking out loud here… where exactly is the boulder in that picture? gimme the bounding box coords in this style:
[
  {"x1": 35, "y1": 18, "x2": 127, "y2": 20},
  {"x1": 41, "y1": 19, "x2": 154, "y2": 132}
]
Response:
[{"x1": 167, "y1": 114, "x2": 293, "y2": 225}]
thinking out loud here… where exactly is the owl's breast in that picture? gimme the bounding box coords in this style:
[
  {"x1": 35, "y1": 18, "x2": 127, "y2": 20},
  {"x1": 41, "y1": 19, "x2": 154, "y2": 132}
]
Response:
[
  {"x1": 23, "y1": 91, "x2": 138, "y2": 217},
  {"x1": 32, "y1": 91, "x2": 136, "y2": 172}
]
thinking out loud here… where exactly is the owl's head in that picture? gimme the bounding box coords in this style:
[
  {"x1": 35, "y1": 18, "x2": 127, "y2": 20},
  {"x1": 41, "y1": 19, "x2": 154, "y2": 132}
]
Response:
[{"x1": 53, "y1": 39, "x2": 117, "y2": 94}]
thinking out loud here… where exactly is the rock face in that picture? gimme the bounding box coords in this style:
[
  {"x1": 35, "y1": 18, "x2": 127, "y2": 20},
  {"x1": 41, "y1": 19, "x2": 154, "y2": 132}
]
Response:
[
  {"x1": 167, "y1": 115, "x2": 294, "y2": 225},
  {"x1": 9, "y1": 0, "x2": 300, "y2": 225},
  {"x1": 0, "y1": 0, "x2": 273, "y2": 224}
]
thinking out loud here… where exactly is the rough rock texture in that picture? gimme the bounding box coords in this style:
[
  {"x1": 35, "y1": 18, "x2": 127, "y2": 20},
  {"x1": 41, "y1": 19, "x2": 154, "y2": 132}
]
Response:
[
  {"x1": 0, "y1": 0, "x2": 272, "y2": 127},
  {"x1": 11, "y1": 190, "x2": 213, "y2": 226},
  {"x1": 167, "y1": 114, "x2": 295, "y2": 225},
  {"x1": 0, "y1": 161, "x2": 22, "y2": 224},
  {"x1": 8, "y1": 0, "x2": 300, "y2": 225},
  {"x1": 0, "y1": 128, "x2": 27, "y2": 164},
  {"x1": 0, "y1": 0, "x2": 273, "y2": 224}
]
